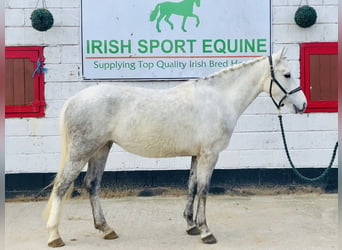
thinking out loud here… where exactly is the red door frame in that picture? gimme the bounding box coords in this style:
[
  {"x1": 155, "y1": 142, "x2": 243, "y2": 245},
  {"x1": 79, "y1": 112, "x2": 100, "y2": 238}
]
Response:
[
  {"x1": 5, "y1": 46, "x2": 46, "y2": 118},
  {"x1": 300, "y1": 42, "x2": 338, "y2": 113}
]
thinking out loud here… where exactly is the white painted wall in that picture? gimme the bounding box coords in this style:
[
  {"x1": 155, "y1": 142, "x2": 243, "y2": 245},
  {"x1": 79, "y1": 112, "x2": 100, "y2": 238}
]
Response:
[{"x1": 5, "y1": 0, "x2": 338, "y2": 173}]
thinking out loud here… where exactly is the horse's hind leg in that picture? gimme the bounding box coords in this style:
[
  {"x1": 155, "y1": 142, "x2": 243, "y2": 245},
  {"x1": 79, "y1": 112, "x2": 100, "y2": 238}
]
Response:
[
  {"x1": 164, "y1": 14, "x2": 174, "y2": 30},
  {"x1": 47, "y1": 159, "x2": 87, "y2": 247},
  {"x1": 184, "y1": 156, "x2": 200, "y2": 235},
  {"x1": 156, "y1": 13, "x2": 165, "y2": 32},
  {"x1": 84, "y1": 142, "x2": 118, "y2": 240}
]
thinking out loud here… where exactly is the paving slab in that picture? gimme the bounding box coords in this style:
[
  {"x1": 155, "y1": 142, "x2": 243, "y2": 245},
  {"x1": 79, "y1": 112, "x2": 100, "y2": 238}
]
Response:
[{"x1": 5, "y1": 194, "x2": 337, "y2": 250}]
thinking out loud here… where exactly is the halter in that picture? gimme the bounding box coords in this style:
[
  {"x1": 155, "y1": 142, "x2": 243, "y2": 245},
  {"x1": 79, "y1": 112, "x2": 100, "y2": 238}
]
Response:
[{"x1": 268, "y1": 56, "x2": 302, "y2": 110}]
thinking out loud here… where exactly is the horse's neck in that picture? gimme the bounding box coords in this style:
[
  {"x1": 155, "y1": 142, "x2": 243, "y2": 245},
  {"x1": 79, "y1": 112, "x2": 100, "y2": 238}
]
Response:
[{"x1": 209, "y1": 57, "x2": 268, "y2": 117}]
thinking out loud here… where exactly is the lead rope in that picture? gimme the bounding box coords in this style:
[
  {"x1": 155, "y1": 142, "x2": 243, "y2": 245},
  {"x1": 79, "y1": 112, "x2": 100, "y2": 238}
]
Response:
[{"x1": 278, "y1": 114, "x2": 338, "y2": 182}]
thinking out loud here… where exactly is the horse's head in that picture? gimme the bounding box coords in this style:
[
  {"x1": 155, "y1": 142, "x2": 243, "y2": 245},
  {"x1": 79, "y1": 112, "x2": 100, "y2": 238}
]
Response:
[{"x1": 267, "y1": 48, "x2": 307, "y2": 113}]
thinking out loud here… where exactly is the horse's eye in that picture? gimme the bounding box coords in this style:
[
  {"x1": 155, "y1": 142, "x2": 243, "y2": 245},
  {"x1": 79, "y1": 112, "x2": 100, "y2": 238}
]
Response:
[{"x1": 284, "y1": 73, "x2": 291, "y2": 79}]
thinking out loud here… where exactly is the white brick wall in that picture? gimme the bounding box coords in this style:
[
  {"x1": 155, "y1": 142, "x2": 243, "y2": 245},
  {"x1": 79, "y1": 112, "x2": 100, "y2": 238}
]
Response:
[{"x1": 5, "y1": 0, "x2": 338, "y2": 173}]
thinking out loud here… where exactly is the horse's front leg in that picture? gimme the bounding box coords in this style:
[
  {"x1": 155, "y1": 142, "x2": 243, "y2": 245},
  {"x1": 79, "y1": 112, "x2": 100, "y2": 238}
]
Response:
[
  {"x1": 195, "y1": 151, "x2": 218, "y2": 244},
  {"x1": 156, "y1": 14, "x2": 165, "y2": 32},
  {"x1": 84, "y1": 142, "x2": 118, "y2": 240},
  {"x1": 184, "y1": 156, "x2": 200, "y2": 235}
]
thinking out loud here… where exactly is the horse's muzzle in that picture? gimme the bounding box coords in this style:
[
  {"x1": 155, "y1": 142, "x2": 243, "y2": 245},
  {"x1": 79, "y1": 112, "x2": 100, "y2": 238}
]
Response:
[{"x1": 294, "y1": 103, "x2": 306, "y2": 114}]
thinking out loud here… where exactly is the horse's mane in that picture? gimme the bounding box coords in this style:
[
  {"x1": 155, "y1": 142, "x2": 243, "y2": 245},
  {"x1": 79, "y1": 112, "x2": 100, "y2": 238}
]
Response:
[{"x1": 203, "y1": 56, "x2": 267, "y2": 81}]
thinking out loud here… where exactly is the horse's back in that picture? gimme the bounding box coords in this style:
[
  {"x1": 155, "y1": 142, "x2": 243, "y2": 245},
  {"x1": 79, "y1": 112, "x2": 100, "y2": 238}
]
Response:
[{"x1": 63, "y1": 83, "x2": 195, "y2": 156}]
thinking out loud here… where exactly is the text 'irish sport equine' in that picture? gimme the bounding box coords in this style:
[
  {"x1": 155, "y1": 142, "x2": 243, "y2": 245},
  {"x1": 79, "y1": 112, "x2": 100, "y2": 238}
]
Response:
[{"x1": 44, "y1": 49, "x2": 307, "y2": 247}]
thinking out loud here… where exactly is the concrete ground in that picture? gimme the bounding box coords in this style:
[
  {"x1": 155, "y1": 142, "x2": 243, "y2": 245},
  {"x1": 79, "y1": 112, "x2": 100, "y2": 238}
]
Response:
[{"x1": 5, "y1": 194, "x2": 337, "y2": 250}]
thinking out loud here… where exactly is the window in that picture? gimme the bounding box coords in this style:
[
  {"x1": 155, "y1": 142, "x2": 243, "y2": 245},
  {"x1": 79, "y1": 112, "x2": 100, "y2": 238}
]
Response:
[
  {"x1": 300, "y1": 42, "x2": 338, "y2": 112},
  {"x1": 5, "y1": 46, "x2": 45, "y2": 118}
]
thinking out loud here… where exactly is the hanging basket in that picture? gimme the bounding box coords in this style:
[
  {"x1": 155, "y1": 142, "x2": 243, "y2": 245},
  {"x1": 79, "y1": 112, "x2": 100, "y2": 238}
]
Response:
[
  {"x1": 294, "y1": 5, "x2": 317, "y2": 28},
  {"x1": 30, "y1": 8, "x2": 54, "y2": 32}
]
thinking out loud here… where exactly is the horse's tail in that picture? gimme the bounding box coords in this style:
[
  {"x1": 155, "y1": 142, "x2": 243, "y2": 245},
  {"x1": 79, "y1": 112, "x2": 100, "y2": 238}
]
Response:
[
  {"x1": 149, "y1": 4, "x2": 160, "y2": 21},
  {"x1": 43, "y1": 99, "x2": 74, "y2": 220}
]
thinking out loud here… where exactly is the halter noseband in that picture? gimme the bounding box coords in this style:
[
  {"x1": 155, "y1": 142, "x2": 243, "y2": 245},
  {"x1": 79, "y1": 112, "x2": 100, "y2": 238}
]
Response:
[{"x1": 268, "y1": 56, "x2": 302, "y2": 110}]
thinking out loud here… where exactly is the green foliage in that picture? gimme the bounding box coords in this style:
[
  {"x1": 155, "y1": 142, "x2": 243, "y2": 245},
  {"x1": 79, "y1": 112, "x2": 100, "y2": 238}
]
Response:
[
  {"x1": 30, "y1": 8, "x2": 54, "y2": 32},
  {"x1": 294, "y1": 5, "x2": 317, "y2": 28}
]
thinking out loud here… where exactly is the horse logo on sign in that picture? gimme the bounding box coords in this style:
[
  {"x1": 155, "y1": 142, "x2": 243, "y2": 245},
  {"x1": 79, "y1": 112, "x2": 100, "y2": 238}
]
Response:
[{"x1": 150, "y1": 0, "x2": 200, "y2": 32}]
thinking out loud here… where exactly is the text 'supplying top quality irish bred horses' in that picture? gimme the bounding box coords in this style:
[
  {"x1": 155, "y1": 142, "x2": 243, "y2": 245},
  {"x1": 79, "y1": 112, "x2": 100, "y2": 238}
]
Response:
[{"x1": 44, "y1": 49, "x2": 307, "y2": 247}]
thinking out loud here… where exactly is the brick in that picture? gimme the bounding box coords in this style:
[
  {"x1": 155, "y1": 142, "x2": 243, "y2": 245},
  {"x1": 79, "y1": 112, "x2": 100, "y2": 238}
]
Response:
[
  {"x1": 240, "y1": 149, "x2": 276, "y2": 168},
  {"x1": 106, "y1": 152, "x2": 135, "y2": 171},
  {"x1": 272, "y1": 6, "x2": 298, "y2": 24},
  {"x1": 41, "y1": 136, "x2": 61, "y2": 153},
  {"x1": 27, "y1": 118, "x2": 60, "y2": 136},
  {"x1": 45, "y1": 0, "x2": 80, "y2": 8},
  {"x1": 5, "y1": 154, "x2": 28, "y2": 173},
  {"x1": 272, "y1": 0, "x2": 288, "y2": 6},
  {"x1": 288, "y1": 24, "x2": 324, "y2": 42},
  {"x1": 308, "y1": 0, "x2": 324, "y2": 5},
  {"x1": 321, "y1": 24, "x2": 338, "y2": 41},
  {"x1": 43, "y1": 27, "x2": 79, "y2": 45},
  {"x1": 273, "y1": 148, "x2": 338, "y2": 168},
  {"x1": 27, "y1": 153, "x2": 60, "y2": 173},
  {"x1": 5, "y1": 9, "x2": 25, "y2": 26},
  {"x1": 323, "y1": 0, "x2": 338, "y2": 4},
  {"x1": 279, "y1": 113, "x2": 338, "y2": 131},
  {"x1": 45, "y1": 82, "x2": 94, "y2": 100},
  {"x1": 57, "y1": 8, "x2": 80, "y2": 26},
  {"x1": 315, "y1": 6, "x2": 338, "y2": 23},
  {"x1": 282, "y1": 131, "x2": 337, "y2": 149},
  {"x1": 6, "y1": 0, "x2": 37, "y2": 8},
  {"x1": 44, "y1": 100, "x2": 65, "y2": 118},
  {"x1": 216, "y1": 150, "x2": 240, "y2": 169},
  {"x1": 44, "y1": 63, "x2": 80, "y2": 82},
  {"x1": 5, "y1": 119, "x2": 29, "y2": 136},
  {"x1": 61, "y1": 46, "x2": 81, "y2": 63},
  {"x1": 273, "y1": 25, "x2": 290, "y2": 43},
  {"x1": 229, "y1": 132, "x2": 282, "y2": 151},
  {"x1": 173, "y1": 157, "x2": 190, "y2": 170},
  {"x1": 6, "y1": 27, "x2": 45, "y2": 45},
  {"x1": 235, "y1": 114, "x2": 277, "y2": 132},
  {"x1": 6, "y1": 136, "x2": 43, "y2": 155},
  {"x1": 44, "y1": 46, "x2": 61, "y2": 64}
]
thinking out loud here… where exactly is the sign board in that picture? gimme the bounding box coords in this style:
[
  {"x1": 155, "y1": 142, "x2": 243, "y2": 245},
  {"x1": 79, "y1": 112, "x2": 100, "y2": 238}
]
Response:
[{"x1": 81, "y1": 0, "x2": 271, "y2": 79}]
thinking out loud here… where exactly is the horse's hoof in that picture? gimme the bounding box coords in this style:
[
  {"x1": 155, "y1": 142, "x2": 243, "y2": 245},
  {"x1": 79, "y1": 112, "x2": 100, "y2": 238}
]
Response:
[
  {"x1": 201, "y1": 233, "x2": 217, "y2": 244},
  {"x1": 48, "y1": 238, "x2": 65, "y2": 248},
  {"x1": 186, "y1": 225, "x2": 201, "y2": 236},
  {"x1": 104, "y1": 230, "x2": 119, "y2": 240}
]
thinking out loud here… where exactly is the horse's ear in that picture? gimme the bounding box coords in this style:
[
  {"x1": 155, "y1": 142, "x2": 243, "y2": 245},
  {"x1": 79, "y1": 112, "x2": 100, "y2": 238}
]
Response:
[
  {"x1": 273, "y1": 47, "x2": 287, "y2": 64},
  {"x1": 280, "y1": 47, "x2": 288, "y2": 59}
]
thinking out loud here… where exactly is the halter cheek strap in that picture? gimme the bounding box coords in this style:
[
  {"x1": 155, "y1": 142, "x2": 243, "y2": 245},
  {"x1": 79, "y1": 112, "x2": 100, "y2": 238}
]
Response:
[{"x1": 268, "y1": 56, "x2": 302, "y2": 110}]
